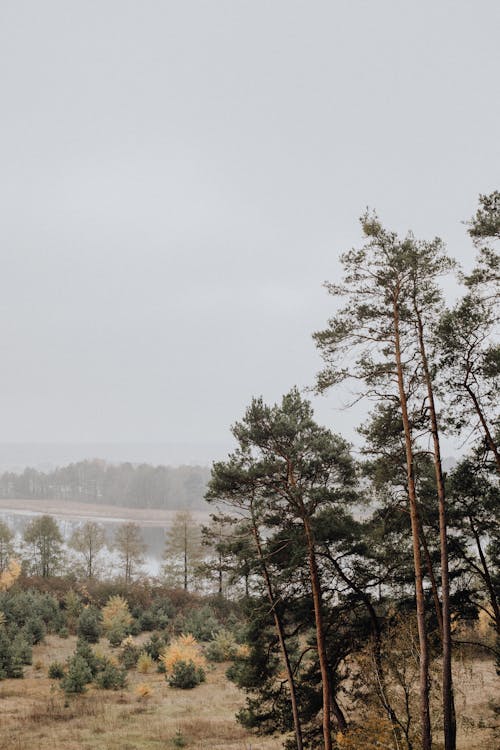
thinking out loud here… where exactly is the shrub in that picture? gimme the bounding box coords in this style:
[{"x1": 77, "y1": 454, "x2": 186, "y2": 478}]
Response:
[
  {"x1": 137, "y1": 652, "x2": 155, "y2": 674},
  {"x1": 118, "y1": 636, "x2": 140, "y2": 669},
  {"x1": 160, "y1": 634, "x2": 206, "y2": 689},
  {"x1": 0, "y1": 589, "x2": 62, "y2": 633},
  {"x1": 205, "y1": 629, "x2": 238, "y2": 662},
  {"x1": 94, "y1": 659, "x2": 127, "y2": 690},
  {"x1": 135, "y1": 682, "x2": 153, "y2": 699},
  {"x1": 143, "y1": 632, "x2": 166, "y2": 661},
  {"x1": 171, "y1": 729, "x2": 187, "y2": 748},
  {"x1": 77, "y1": 607, "x2": 102, "y2": 643},
  {"x1": 138, "y1": 609, "x2": 156, "y2": 631},
  {"x1": 177, "y1": 606, "x2": 219, "y2": 641},
  {"x1": 48, "y1": 661, "x2": 65, "y2": 679},
  {"x1": 61, "y1": 655, "x2": 92, "y2": 694},
  {"x1": 160, "y1": 634, "x2": 206, "y2": 673},
  {"x1": 0, "y1": 629, "x2": 15, "y2": 679},
  {"x1": 75, "y1": 638, "x2": 99, "y2": 676},
  {"x1": 22, "y1": 617, "x2": 45, "y2": 645},
  {"x1": 58, "y1": 626, "x2": 69, "y2": 639},
  {"x1": 168, "y1": 659, "x2": 205, "y2": 689},
  {"x1": 0, "y1": 560, "x2": 21, "y2": 591},
  {"x1": 102, "y1": 595, "x2": 132, "y2": 634},
  {"x1": 11, "y1": 634, "x2": 32, "y2": 665},
  {"x1": 63, "y1": 590, "x2": 83, "y2": 628},
  {"x1": 107, "y1": 626, "x2": 126, "y2": 647}
]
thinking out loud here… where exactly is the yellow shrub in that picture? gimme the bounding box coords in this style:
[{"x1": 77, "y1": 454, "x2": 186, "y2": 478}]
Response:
[
  {"x1": 102, "y1": 595, "x2": 132, "y2": 632},
  {"x1": 135, "y1": 682, "x2": 153, "y2": 699},
  {"x1": 137, "y1": 652, "x2": 155, "y2": 674},
  {"x1": 160, "y1": 634, "x2": 206, "y2": 676},
  {"x1": 0, "y1": 560, "x2": 21, "y2": 592}
]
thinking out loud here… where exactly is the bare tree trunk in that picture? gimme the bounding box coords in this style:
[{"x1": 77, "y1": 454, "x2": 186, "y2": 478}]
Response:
[
  {"x1": 303, "y1": 515, "x2": 333, "y2": 750},
  {"x1": 419, "y1": 521, "x2": 444, "y2": 638},
  {"x1": 393, "y1": 299, "x2": 432, "y2": 750},
  {"x1": 250, "y1": 511, "x2": 304, "y2": 750},
  {"x1": 415, "y1": 306, "x2": 456, "y2": 750}
]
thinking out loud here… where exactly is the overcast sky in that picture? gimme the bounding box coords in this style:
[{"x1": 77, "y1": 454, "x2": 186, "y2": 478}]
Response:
[{"x1": 0, "y1": 1, "x2": 499, "y2": 465}]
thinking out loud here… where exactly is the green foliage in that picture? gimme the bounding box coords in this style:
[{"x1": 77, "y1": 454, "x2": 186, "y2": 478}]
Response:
[
  {"x1": 48, "y1": 661, "x2": 65, "y2": 679},
  {"x1": 61, "y1": 655, "x2": 92, "y2": 694},
  {"x1": 0, "y1": 589, "x2": 62, "y2": 633},
  {"x1": 22, "y1": 617, "x2": 45, "y2": 644},
  {"x1": 171, "y1": 730, "x2": 187, "y2": 748},
  {"x1": 142, "y1": 632, "x2": 167, "y2": 661},
  {"x1": 168, "y1": 659, "x2": 205, "y2": 689},
  {"x1": 94, "y1": 659, "x2": 127, "y2": 690},
  {"x1": 177, "y1": 605, "x2": 220, "y2": 641},
  {"x1": 75, "y1": 637, "x2": 100, "y2": 676},
  {"x1": 205, "y1": 629, "x2": 238, "y2": 662},
  {"x1": 137, "y1": 598, "x2": 173, "y2": 631},
  {"x1": 118, "y1": 637, "x2": 140, "y2": 669},
  {"x1": 108, "y1": 627, "x2": 126, "y2": 647},
  {"x1": 0, "y1": 629, "x2": 15, "y2": 679},
  {"x1": 77, "y1": 606, "x2": 102, "y2": 643},
  {"x1": 11, "y1": 633, "x2": 32, "y2": 665}
]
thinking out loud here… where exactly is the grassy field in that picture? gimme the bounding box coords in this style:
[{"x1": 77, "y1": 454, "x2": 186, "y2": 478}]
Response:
[{"x1": 0, "y1": 635, "x2": 497, "y2": 750}]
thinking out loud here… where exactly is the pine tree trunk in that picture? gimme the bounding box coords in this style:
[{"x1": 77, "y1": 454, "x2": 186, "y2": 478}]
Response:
[
  {"x1": 415, "y1": 307, "x2": 456, "y2": 750},
  {"x1": 303, "y1": 515, "x2": 333, "y2": 750},
  {"x1": 393, "y1": 299, "x2": 432, "y2": 750},
  {"x1": 250, "y1": 513, "x2": 304, "y2": 750}
]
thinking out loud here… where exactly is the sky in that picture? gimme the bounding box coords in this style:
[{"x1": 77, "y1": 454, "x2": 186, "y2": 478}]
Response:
[{"x1": 0, "y1": 1, "x2": 499, "y2": 467}]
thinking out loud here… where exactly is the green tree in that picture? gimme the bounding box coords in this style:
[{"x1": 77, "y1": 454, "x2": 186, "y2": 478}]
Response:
[
  {"x1": 162, "y1": 511, "x2": 202, "y2": 591},
  {"x1": 447, "y1": 455, "x2": 500, "y2": 635},
  {"x1": 436, "y1": 194, "x2": 499, "y2": 474},
  {"x1": 69, "y1": 521, "x2": 106, "y2": 579},
  {"x1": 208, "y1": 389, "x2": 357, "y2": 750},
  {"x1": 22, "y1": 515, "x2": 63, "y2": 577},
  {"x1": 313, "y1": 215, "x2": 435, "y2": 750}
]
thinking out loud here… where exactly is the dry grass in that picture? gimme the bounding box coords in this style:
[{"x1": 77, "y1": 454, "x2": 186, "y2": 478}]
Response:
[
  {"x1": 0, "y1": 635, "x2": 497, "y2": 749},
  {"x1": 0, "y1": 635, "x2": 282, "y2": 750}
]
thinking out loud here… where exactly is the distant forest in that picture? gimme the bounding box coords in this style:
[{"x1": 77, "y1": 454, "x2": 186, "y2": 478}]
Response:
[{"x1": 0, "y1": 459, "x2": 210, "y2": 510}]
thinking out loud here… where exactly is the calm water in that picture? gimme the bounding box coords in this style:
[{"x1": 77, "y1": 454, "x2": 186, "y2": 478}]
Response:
[{"x1": 0, "y1": 508, "x2": 167, "y2": 576}]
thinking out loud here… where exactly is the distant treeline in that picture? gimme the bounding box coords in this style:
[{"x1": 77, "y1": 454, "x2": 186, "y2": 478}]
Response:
[{"x1": 0, "y1": 460, "x2": 210, "y2": 510}]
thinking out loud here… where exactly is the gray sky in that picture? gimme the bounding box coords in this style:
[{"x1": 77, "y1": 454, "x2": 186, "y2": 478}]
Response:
[{"x1": 1, "y1": 1, "x2": 499, "y2": 464}]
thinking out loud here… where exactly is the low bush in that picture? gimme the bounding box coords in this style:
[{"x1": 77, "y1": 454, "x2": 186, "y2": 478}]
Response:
[
  {"x1": 118, "y1": 636, "x2": 140, "y2": 669},
  {"x1": 205, "y1": 629, "x2": 238, "y2": 662},
  {"x1": 94, "y1": 659, "x2": 127, "y2": 690},
  {"x1": 48, "y1": 661, "x2": 65, "y2": 679},
  {"x1": 61, "y1": 655, "x2": 92, "y2": 694},
  {"x1": 142, "y1": 632, "x2": 166, "y2": 661},
  {"x1": 137, "y1": 652, "x2": 155, "y2": 674},
  {"x1": 77, "y1": 607, "x2": 102, "y2": 643},
  {"x1": 168, "y1": 659, "x2": 205, "y2": 689}
]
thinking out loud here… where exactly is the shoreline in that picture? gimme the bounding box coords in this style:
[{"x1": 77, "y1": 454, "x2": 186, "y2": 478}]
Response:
[{"x1": 0, "y1": 498, "x2": 209, "y2": 527}]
